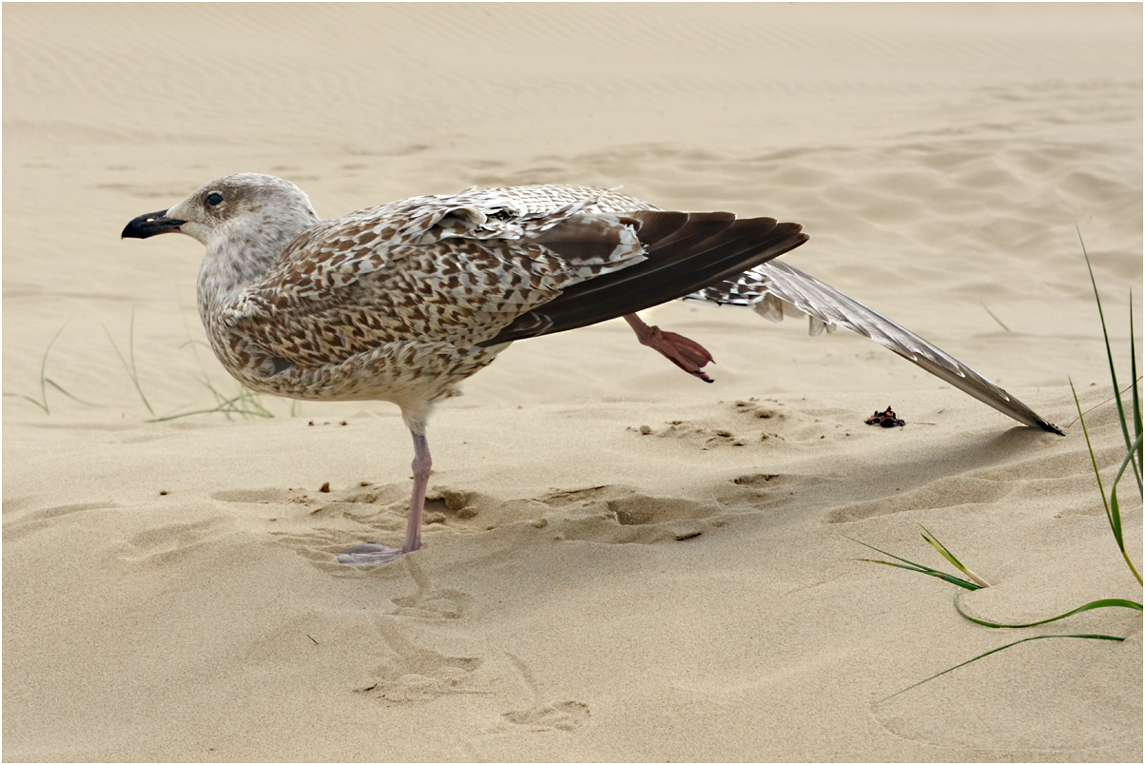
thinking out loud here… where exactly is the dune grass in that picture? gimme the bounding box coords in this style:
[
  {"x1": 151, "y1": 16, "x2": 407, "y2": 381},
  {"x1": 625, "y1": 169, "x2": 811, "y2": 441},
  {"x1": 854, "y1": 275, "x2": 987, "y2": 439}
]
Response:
[
  {"x1": 145, "y1": 334, "x2": 276, "y2": 422},
  {"x1": 981, "y1": 302, "x2": 1011, "y2": 332},
  {"x1": 6, "y1": 312, "x2": 284, "y2": 421},
  {"x1": 847, "y1": 524, "x2": 990, "y2": 591},
  {"x1": 147, "y1": 375, "x2": 275, "y2": 422},
  {"x1": 855, "y1": 245, "x2": 1143, "y2": 700},
  {"x1": 1078, "y1": 228, "x2": 1143, "y2": 488},
  {"x1": 105, "y1": 308, "x2": 155, "y2": 417},
  {"x1": 882, "y1": 633, "x2": 1127, "y2": 700},
  {"x1": 857, "y1": 520, "x2": 1140, "y2": 702},
  {"x1": 2, "y1": 322, "x2": 97, "y2": 413},
  {"x1": 104, "y1": 310, "x2": 278, "y2": 422}
]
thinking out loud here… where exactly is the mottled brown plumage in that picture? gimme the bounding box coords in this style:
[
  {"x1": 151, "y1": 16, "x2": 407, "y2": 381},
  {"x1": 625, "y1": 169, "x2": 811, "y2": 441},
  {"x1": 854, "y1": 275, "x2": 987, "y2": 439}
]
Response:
[{"x1": 122, "y1": 173, "x2": 1059, "y2": 564}]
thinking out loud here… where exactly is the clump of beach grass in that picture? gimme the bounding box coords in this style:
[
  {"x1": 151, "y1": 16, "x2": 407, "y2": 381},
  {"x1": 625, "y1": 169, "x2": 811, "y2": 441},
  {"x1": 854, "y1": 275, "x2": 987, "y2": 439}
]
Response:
[
  {"x1": 2, "y1": 321, "x2": 96, "y2": 413},
  {"x1": 148, "y1": 373, "x2": 276, "y2": 422},
  {"x1": 852, "y1": 242, "x2": 1142, "y2": 700},
  {"x1": 853, "y1": 523, "x2": 1141, "y2": 701},
  {"x1": 7, "y1": 311, "x2": 287, "y2": 421}
]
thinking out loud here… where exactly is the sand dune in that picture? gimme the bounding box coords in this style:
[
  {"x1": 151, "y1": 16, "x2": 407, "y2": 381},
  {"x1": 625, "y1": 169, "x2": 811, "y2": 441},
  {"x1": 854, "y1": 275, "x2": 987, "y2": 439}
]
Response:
[{"x1": 3, "y1": 4, "x2": 1141, "y2": 761}]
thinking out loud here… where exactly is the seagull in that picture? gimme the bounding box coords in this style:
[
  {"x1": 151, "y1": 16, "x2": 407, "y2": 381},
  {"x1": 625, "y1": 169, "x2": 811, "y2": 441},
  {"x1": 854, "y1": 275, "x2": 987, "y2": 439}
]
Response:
[{"x1": 123, "y1": 173, "x2": 1061, "y2": 564}]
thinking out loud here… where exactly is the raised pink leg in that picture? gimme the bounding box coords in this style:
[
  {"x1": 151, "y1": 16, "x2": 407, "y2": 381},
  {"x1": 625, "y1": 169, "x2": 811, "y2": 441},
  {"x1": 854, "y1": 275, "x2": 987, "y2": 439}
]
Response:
[
  {"x1": 337, "y1": 430, "x2": 431, "y2": 564},
  {"x1": 623, "y1": 313, "x2": 715, "y2": 383}
]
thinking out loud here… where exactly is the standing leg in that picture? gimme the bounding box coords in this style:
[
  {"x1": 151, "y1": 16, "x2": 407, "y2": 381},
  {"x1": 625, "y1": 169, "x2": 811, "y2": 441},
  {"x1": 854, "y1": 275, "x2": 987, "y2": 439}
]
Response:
[
  {"x1": 623, "y1": 313, "x2": 715, "y2": 383},
  {"x1": 337, "y1": 428, "x2": 433, "y2": 565},
  {"x1": 398, "y1": 430, "x2": 431, "y2": 553}
]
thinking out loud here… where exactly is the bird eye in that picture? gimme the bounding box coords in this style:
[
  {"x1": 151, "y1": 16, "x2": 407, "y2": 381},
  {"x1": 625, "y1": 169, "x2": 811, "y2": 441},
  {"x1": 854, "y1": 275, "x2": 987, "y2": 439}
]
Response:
[{"x1": 206, "y1": 192, "x2": 224, "y2": 207}]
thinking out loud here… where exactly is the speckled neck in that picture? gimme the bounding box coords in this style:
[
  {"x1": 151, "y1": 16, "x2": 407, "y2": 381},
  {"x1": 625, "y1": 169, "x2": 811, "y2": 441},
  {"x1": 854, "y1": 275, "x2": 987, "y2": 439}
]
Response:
[{"x1": 197, "y1": 204, "x2": 318, "y2": 320}]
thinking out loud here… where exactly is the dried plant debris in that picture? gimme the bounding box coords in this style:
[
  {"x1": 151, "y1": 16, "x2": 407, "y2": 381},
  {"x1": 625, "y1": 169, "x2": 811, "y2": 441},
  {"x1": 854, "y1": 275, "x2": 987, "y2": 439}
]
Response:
[{"x1": 866, "y1": 406, "x2": 905, "y2": 428}]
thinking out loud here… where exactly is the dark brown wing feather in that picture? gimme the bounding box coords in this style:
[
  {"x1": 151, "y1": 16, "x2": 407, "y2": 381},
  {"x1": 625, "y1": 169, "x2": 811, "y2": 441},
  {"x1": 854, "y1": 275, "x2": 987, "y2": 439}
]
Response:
[{"x1": 481, "y1": 210, "x2": 809, "y2": 346}]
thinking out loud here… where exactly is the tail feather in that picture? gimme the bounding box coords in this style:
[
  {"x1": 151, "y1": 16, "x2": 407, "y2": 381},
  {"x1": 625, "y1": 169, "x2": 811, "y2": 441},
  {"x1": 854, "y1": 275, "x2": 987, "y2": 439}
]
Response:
[{"x1": 685, "y1": 260, "x2": 1063, "y2": 434}]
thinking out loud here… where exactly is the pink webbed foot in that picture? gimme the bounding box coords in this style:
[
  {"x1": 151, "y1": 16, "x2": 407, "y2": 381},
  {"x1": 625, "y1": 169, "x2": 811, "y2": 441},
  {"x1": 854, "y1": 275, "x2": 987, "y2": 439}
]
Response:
[
  {"x1": 337, "y1": 542, "x2": 412, "y2": 565},
  {"x1": 337, "y1": 429, "x2": 431, "y2": 566},
  {"x1": 624, "y1": 314, "x2": 715, "y2": 383}
]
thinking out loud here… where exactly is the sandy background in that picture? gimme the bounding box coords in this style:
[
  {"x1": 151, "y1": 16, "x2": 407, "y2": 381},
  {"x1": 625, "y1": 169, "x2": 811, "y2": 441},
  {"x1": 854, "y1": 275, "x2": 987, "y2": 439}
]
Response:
[{"x1": 3, "y1": 3, "x2": 1142, "y2": 761}]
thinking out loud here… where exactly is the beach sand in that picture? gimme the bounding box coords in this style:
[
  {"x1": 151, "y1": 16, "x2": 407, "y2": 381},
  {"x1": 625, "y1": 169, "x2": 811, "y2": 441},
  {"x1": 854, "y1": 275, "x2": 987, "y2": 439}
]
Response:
[{"x1": 3, "y1": 4, "x2": 1141, "y2": 761}]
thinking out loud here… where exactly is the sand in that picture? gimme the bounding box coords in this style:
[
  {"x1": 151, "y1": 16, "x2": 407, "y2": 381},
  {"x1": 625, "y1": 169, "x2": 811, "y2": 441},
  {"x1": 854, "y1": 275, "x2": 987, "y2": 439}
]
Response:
[{"x1": 3, "y1": 3, "x2": 1142, "y2": 761}]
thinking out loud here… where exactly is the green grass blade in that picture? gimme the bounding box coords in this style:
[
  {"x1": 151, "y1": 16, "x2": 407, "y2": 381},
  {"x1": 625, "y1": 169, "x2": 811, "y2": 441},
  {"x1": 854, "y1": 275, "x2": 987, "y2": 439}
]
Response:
[
  {"x1": 879, "y1": 633, "x2": 1126, "y2": 702},
  {"x1": 1109, "y1": 473, "x2": 1142, "y2": 585},
  {"x1": 242, "y1": 386, "x2": 273, "y2": 418},
  {"x1": 147, "y1": 385, "x2": 276, "y2": 423},
  {"x1": 147, "y1": 409, "x2": 224, "y2": 423},
  {"x1": 28, "y1": 322, "x2": 73, "y2": 414},
  {"x1": 981, "y1": 303, "x2": 1011, "y2": 332},
  {"x1": 44, "y1": 378, "x2": 98, "y2": 407},
  {"x1": 1071, "y1": 377, "x2": 1111, "y2": 519},
  {"x1": 845, "y1": 536, "x2": 926, "y2": 568},
  {"x1": 3, "y1": 392, "x2": 49, "y2": 412},
  {"x1": 918, "y1": 524, "x2": 991, "y2": 588},
  {"x1": 858, "y1": 558, "x2": 984, "y2": 590},
  {"x1": 1066, "y1": 377, "x2": 1145, "y2": 429},
  {"x1": 105, "y1": 310, "x2": 155, "y2": 416},
  {"x1": 1129, "y1": 295, "x2": 1142, "y2": 495},
  {"x1": 39, "y1": 322, "x2": 71, "y2": 413},
  {"x1": 845, "y1": 536, "x2": 982, "y2": 590},
  {"x1": 147, "y1": 399, "x2": 276, "y2": 423},
  {"x1": 192, "y1": 372, "x2": 233, "y2": 411},
  {"x1": 3, "y1": 322, "x2": 98, "y2": 413},
  {"x1": 1073, "y1": 377, "x2": 1142, "y2": 583},
  {"x1": 953, "y1": 592, "x2": 1142, "y2": 629},
  {"x1": 126, "y1": 310, "x2": 155, "y2": 417},
  {"x1": 1080, "y1": 231, "x2": 1137, "y2": 482}
]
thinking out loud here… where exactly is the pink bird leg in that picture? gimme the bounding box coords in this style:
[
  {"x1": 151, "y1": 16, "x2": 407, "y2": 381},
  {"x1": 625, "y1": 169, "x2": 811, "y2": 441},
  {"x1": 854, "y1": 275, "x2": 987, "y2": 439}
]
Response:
[
  {"x1": 337, "y1": 430, "x2": 431, "y2": 564},
  {"x1": 624, "y1": 313, "x2": 715, "y2": 383}
]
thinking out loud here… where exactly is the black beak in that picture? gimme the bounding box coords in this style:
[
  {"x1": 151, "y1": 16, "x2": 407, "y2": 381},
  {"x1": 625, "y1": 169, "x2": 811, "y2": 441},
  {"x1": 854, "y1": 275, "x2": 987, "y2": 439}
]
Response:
[{"x1": 121, "y1": 210, "x2": 186, "y2": 239}]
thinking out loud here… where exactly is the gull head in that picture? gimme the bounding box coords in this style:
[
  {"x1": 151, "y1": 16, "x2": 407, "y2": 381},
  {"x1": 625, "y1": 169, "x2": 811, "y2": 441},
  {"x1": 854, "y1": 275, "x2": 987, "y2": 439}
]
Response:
[{"x1": 121, "y1": 173, "x2": 319, "y2": 250}]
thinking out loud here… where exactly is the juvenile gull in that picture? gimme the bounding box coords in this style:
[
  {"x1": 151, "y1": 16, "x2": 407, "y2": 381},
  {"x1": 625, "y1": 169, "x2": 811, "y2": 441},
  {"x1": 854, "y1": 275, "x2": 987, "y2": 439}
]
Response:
[{"x1": 122, "y1": 174, "x2": 1062, "y2": 564}]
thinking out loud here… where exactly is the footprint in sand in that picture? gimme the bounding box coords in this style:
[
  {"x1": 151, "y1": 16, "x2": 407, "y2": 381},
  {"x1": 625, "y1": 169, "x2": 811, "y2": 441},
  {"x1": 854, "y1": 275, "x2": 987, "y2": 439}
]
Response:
[
  {"x1": 355, "y1": 559, "x2": 485, "y2": 702},
  {"x1": 213, "y1": 482, "x2": 416, "y2": 568},
  {"x1": 534, "y1": 484, "x2": 722, "y2": 545},
  {"x1": 500, "y1": 653, "x2": 590, "y2": 733},
  {"x1": 117, "y1": 517, "x2": 232, "y2": 563},
  {"x1": 392, "y1": 556, "x2": 473, "y2": 620},
  {"x1": 355, "y1": 615, "x2": 485, "y2": 703},
  {"x1": 213, "y1": 476, "x2": 745, "y2": 564}
]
